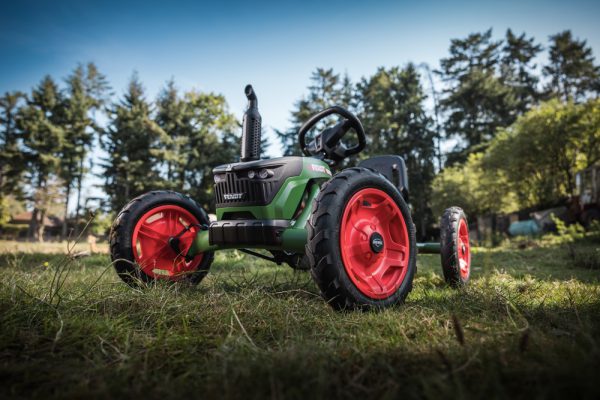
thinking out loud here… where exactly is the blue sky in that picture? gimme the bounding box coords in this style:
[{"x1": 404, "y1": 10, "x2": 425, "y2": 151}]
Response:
[
  {"x1": 1, "y1": 0, "x2": 599, "y2": 204},
  {"x1": 2, "y1": 0, "x2": 599, "y2": 134}
]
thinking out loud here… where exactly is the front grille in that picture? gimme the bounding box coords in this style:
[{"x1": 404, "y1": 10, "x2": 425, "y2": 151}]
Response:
[
  {"x1": 212, "y1": 157, "x2": 305, "y2": 210},
  {"x1": 214, "y1": 172, "x2": 277, "y2": 207}
]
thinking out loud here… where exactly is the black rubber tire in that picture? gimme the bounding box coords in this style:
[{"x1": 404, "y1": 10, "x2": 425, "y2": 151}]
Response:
[
  {"x1": 440, "y1": 207, "x2": 470, "y2": 287},
  {"x1": 306, "y1": 167, "x2": 417, "y2": 310},
  {"x1": 109, "y1": 190, "x2": 214, "y2": 286}
]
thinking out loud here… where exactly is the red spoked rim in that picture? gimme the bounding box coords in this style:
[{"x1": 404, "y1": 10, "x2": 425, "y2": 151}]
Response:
[
  {"x1": 131, "y1": 205, "x2": 204, "y2": 281},
  {"x1": 457, "y1": 219, "x2": 471, "y2": 280},
  {"x1": 340, "y1": 188, "x2": 410, "y2": 299}
]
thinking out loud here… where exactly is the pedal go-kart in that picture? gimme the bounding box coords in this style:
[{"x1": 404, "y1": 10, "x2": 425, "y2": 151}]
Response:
[{"x1": 110, "y1": 85, "x2": 471, "y2": 310}]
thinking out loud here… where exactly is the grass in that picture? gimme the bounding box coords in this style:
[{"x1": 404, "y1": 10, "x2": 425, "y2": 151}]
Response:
[{"x1": 0, "y1": 234, "x2": 599, "y2": 399}]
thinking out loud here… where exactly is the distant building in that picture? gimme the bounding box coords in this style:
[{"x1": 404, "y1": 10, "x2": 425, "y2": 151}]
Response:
[{"x1": 8, "y1": 212, "x2": 63, "y2": 238}]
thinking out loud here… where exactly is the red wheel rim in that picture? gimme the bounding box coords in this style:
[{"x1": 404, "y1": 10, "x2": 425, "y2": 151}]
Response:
[
  {"x1": 457, "y1": 219, "x2": 471, "y2": 280},
  {"x1": 131, "y1": 205, "x2": 204, "y2": 281},
  {"x1": 340, "y1": 188, "x2": 410, "y2": 299}
]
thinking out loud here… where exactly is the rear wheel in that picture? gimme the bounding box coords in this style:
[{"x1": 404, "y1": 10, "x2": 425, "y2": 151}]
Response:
[
  {"x1": 440, "y1": 207, "x2": 471, "y2": 286},
  {"x1": 306, "y1": 168, "x2": 417, "y2": 310},
  {"x1": 110, "y1": 191, "x2": 214, "y2": 286}
]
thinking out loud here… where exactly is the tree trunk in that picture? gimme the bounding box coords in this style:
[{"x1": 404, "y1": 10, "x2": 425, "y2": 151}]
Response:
[
  {"x1": 28, "y1": 208, "x2": 39, "y2": 241},
  {"x1": 37, "y1": 208, "x2": 46, "y2": 242},
  {"x1": 74, "y1": 157, "x2": 84, "y2": 236},
  {"x1": 61, "y1": 184, "x2": 71, "y2": 240}
]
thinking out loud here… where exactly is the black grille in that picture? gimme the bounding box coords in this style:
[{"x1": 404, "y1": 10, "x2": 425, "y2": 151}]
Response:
[{"x1": 214, "y1": 172, "x2": 277, "y2": 207}]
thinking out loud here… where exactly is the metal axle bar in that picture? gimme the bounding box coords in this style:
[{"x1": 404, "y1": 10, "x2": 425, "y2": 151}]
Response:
[{"x1": 417, "y1": 242, "x2": 441, "y2": 254}]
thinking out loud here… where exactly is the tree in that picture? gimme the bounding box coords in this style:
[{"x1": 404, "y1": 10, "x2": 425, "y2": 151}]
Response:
[
  {"x1": 18, "y1": 76, "x2": 65, "y2": 241},
  {"x1": 178, "y1": 90, "x2": 238, "y2": 208},
  {"x1": 100, "y1": 74, "x2": 166, "y2": 211},
  {"x1": 276, "y1": 68, "x2": 354, "y2": 156},
  {"x1": 357, "y1": 64, "x2": 436, "y2": 236},
  {"x1": 544, "y1": 30, "x2": 600, "y2": 102},
  {"x1": 0, "y1": 91, "x2": 25, "y2": 200},
  {"x1": 438, "y1": 29, "x2": 516, "y2": 164},
  {"x1": 431, "y1": 152, "x2": 517, "y2": 219},
  {"x1": 60, "y1": 63, "x2": 109, "y2": 238},
  {"x1": 154, "y1": 79, "x2": 188, "y2": 187},
  {"x1": 74, "y1": 63, "x2": 110, "y2": 231},
  {"x1": 433, "y1": 99, "x2": 600, "y2": 220},
  {"x1": 485, "y1": 99, "x2": 600, "y2": 208},
  {"x1": 500, "y1": 29, "x2": 543, "y2": 115}
]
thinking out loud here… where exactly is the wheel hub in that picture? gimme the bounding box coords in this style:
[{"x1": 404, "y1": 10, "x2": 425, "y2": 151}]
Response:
[{"x1": 369, "y1": 232, "x2": 384, "y2": 253}]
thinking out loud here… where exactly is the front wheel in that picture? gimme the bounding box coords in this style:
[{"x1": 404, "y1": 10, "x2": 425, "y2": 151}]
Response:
[
  {"x1": 109, "y1": 191, "x2": 214, "y2": 286},
  {"x1": 306, "y1": 168, "x2": 417, "y2": 310},
  {"x1": 440, "y1": 207, "x2": 471, "y2": 286}
]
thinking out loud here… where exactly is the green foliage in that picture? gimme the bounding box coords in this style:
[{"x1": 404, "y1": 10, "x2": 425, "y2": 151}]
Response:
[
  {"x1": 60, "y1": 63, "x2": 110, "y2": 236},
  {"x1": 431, "y1": 152, "x2": 518, "y2": 218},
  {"x1": 0, "y1": 197, "x2": 9, "y2": 227},
  {"x1": 486, "y1": 98, "x2": 600, "y2": 208},
  {"x1": 101, "y1": 77, "x2": 239, "y2": 211},
  {"x1": 0, "y1": 91, "x2": 25, "y2": 199},
  {"x1": 18, "y1": 76, "x2": 65, "y2": 184},
  {"x1": 544, "y1": 30, "x2": 600, "y2": 102},
  {"x1": 438, "y1": 29, "x2": 520, "y2": 163},
  {"x1": 500, "y1": 29, "x2": 543, "y2": 114},
  {"x1": 100, "y1": 74, "x2": 167, "y2": 211},
  {"x1": 17, "y1": 76, "x2": 66, "y2": 240},
  {"x1": 434, "y1": 98, "x2": 600, "y2": 218},
  {"x1": 154, "y1": 81, "x2": 239, "y2": 209},
  {"x1": 89, "y1": 210, "x2": 114, "y2": 236},
  {"x1": 0, "y1": 195, "x2": 25, "y2": 228}
]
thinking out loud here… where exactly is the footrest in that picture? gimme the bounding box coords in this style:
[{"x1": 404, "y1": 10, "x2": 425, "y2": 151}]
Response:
[{"x1": 209, "y1": 219, "x2": 290, "y2": 246}]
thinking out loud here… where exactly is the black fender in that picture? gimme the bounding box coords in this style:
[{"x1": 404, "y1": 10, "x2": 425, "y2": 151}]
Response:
[{"x1": 358, "y1": 155, "x2": 409, "y2": 201}]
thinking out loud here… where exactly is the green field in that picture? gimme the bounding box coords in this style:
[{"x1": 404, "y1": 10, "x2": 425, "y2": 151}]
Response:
[{"x1": 1, "y1": 235, "x2": 599, "y2": 399}]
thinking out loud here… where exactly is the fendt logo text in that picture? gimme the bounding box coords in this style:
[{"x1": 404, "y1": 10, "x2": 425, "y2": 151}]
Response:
[{"x1": 224, "y1": 193, "x2": 245, "y2": 200}]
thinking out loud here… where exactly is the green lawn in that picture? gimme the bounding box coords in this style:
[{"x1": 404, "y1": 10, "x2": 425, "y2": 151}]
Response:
[{"x1": 0, "y1": 236, "x2": 599, "y2": 399}]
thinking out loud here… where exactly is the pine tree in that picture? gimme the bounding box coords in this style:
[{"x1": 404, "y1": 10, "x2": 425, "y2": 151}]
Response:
[
  {"x1": 60, "y1": 63, "x2": 109, "y2": 238},
  {"x1": 18, "y1": 76, "x2": 65, "y2": 241},
  {"x1": 180, "y1": 90, "x2": 238, "y2": 209},
  {"x1": 100, "y1": 74, "x2": 165, "y2": 211},
  {"x1": 437, "y1": 29, "x2": 516, "y2": 164},
  {"x1": 544, "y1": 30, "x2": 600, "y2": 102},
  {"x1": 500, "y1": 29, "x2": 542, "y2": 115},
  {"x1": 74, "y1": 63, "x2": 110, "y2": 231},
  {"x1": 357, "y1": 64, "x2": 436, "y2": 237},
  {"x1": 275, "y1": 68, "x2": 354, "y2": 156},
  {"x1": 0, "y1": 91, "x2": 25, "y2": 199},
  {"x1": 155, "y1": 79, "x2": 189, "y2": 188},
  {"x1": 154, "y1": 81, "x2": 239, "y2": 209}
]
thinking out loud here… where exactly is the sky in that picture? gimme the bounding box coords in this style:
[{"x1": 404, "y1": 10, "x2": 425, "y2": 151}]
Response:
[{"x1": 1, "y1": 0, "x2": 599, "y2": 206}]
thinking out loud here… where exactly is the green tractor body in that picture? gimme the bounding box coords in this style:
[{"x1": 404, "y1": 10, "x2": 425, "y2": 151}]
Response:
[{"x1": 187, "y1": 157, "x2": 330, "y2": 256}]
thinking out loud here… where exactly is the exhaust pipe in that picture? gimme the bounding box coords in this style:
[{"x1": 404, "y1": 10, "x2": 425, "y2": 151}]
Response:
[{"x1": 240, "y1": 84, "x2": 262, "y2": 162}]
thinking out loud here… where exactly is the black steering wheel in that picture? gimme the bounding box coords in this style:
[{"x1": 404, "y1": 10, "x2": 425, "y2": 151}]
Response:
[{"x1": 298, "y1": 106, "x2": 366, "y2": 164}]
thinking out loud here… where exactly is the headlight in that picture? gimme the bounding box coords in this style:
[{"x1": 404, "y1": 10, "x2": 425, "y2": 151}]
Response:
[
  {"x1": 258, "y1": 169, "x2": 273, "y2": 179},
  {"x1": 214, "y1": 174, "x2": 226, "y2": 183},
  {"x1": 247, "y1": 170, "x2": 256, "y2": 179}
]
